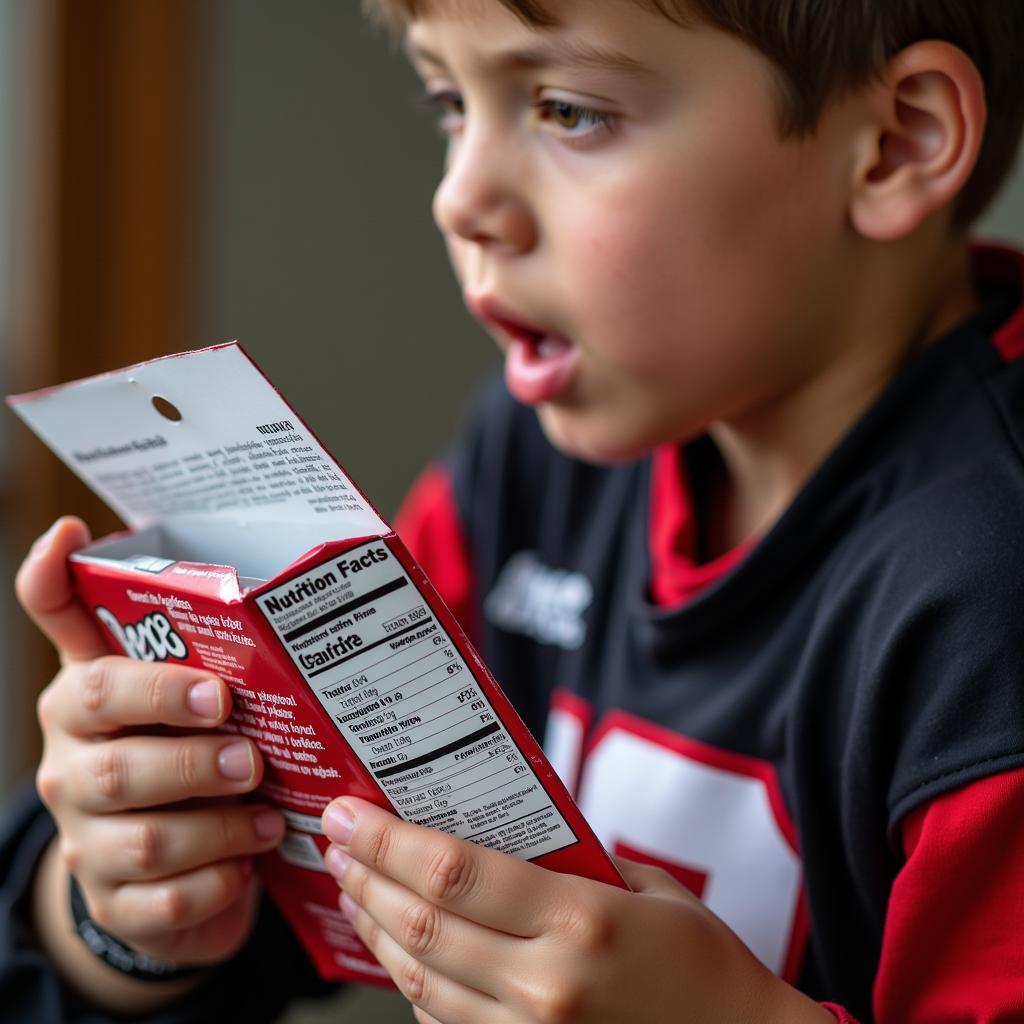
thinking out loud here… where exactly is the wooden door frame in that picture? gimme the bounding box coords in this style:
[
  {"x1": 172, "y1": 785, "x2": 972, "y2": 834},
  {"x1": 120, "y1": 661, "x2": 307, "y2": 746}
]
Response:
[{"x1": 4, "y1": 0, "x2": 202, "y2": 782}]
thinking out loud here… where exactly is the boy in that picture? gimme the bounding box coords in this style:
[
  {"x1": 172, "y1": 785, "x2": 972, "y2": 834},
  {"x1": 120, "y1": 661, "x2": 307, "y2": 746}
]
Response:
[{"x1": 5, "y1": 0, "x2": 1024, "y2": 1020}]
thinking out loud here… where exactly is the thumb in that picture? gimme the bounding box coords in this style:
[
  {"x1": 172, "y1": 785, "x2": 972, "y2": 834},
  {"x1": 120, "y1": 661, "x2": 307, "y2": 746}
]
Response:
[
  {"x1": 613, "y1": 855, "x2": 702, "y2": 903},
  {"x1": 14, "y1": 517, "x2": 110, "y2": 663}
]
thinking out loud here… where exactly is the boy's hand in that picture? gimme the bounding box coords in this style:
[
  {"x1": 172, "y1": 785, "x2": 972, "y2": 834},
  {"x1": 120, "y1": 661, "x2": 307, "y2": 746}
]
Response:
[
  {"x1": 323, "y1": 797, "x2": 833, "y2": 1024},
  {"x1": 16, "y1": 518, "x2": 286, "y2": 969}
]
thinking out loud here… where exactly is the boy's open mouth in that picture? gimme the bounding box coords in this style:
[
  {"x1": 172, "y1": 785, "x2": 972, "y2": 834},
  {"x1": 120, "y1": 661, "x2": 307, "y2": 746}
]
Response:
[{"x1": 466, "y1": 296, "x2": 578, "y2": 406}]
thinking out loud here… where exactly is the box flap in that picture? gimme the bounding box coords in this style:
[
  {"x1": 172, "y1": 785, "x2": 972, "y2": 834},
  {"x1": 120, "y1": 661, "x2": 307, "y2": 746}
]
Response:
[
  {"x1": 68, "y1": 521, "x2": 363, "y2": 590},
  {"x1": 8, "y1": 344, "x2": 388, "y2": 543}
]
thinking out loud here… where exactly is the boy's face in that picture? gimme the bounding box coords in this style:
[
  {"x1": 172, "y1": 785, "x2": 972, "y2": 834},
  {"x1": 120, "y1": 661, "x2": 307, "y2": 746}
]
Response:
[{"x1": 407, "y1": 0, "x2": 860, "y2": 463}]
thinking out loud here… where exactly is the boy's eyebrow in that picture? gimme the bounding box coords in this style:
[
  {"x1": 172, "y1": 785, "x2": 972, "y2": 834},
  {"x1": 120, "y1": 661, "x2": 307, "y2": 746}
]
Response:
[{"x1": 404, "y1": 37, "x2": 656, "y2": 81}]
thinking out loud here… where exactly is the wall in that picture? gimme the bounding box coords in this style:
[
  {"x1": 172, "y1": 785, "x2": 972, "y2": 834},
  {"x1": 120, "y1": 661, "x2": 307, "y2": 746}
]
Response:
[{"x1": 196, "y1": 1, "x2": 497, "y2": 522}]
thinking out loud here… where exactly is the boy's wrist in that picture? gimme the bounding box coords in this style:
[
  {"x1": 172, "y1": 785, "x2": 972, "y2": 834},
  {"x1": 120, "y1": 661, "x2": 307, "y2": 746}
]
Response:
[
  {"x1": 67, "y1": 872, "x2": 203, "y2": 982},
  {"x1": 32, "y1": 839, "x2": 202, "y2": 1015}
]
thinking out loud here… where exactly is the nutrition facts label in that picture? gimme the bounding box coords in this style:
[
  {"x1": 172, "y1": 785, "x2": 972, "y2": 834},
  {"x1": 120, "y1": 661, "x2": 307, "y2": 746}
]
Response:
[{"x1": 257, "y1": 541, "x2": 577, "y2": 860}]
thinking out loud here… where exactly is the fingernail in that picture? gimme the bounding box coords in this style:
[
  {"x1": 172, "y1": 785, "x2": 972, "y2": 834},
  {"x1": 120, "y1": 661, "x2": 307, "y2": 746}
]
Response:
[
  {"x1": 325, "y1": 845, "x2": 351, "y2": 880},
  {"x1": 187, "y1": 680, "x2": 223, "y2": 720},
  {"x1": 217, "y1": 741, "x2": 255, "y2": 781},
  {"x1": 323, "y1": 804, "x2": 354, "y2": 846},
  {"x1": 340, "y1": 891, "x2": 358, "y2": 920},
  {"x1": 253, "y1": 809, "x2": 284, "y2": 842},
  {"x1": 29, "y1": 520, "x2": 61, "y2": 559}
]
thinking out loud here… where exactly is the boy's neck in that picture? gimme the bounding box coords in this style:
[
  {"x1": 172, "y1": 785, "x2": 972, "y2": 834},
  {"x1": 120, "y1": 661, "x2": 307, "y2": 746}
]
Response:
[{"x1": 702, "y1": 237, "x2": 979, "y2": 559}]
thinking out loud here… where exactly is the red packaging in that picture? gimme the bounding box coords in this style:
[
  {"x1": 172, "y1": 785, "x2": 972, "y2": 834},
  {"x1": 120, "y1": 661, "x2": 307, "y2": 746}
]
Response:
[{"x1": 8, "y1": 343, "x2": 624, "y2": 985}]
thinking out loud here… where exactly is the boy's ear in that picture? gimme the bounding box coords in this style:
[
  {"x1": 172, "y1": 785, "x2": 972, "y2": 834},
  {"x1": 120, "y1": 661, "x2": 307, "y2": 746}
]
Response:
[{"x1": 849, "y1": 41, "x2": 986, "y2": 241}]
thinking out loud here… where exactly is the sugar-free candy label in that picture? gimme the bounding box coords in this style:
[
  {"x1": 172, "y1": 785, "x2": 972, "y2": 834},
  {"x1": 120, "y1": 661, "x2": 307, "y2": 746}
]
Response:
[{"x1": 257, "y1": 541, "x2": 577, "y2": 860}]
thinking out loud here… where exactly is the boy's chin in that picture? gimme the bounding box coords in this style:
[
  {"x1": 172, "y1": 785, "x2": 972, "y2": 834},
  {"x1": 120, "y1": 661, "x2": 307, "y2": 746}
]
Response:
[{"x1": 535, "y1": 405, "x2": 661, "y2": 466}]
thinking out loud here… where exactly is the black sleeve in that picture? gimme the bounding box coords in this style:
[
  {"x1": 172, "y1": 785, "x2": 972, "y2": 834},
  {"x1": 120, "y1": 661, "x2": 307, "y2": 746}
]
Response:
[{"x1": 0, "y1": 782, "x2": 339, "y2": 1023}]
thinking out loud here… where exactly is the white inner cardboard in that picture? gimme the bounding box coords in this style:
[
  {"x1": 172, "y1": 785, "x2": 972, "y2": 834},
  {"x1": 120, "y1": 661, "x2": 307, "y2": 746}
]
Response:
[{"x1": 10, "y1": 344, "x2": 387, "y2": 582}]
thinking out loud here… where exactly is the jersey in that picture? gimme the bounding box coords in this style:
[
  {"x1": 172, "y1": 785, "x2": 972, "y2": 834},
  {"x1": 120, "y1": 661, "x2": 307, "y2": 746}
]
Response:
[{"x1": 397, "y1": 244, "x2": 1024, "y2": 1021}]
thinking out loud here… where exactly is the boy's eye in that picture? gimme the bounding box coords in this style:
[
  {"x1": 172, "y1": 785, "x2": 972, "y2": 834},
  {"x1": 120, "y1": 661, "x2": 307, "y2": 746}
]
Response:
[
  {"x1": 416, "y1": 89, "x2": 465, "y2": 133},
  {"x1": 537, "y1": 98, "x2": 613, "y2": 138},
  {"x1": 415, "y1": 89, "x2": 614, "y2": 142}
]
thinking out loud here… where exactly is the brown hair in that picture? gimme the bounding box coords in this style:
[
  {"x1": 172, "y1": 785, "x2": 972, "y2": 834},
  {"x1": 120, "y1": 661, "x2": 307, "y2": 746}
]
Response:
[{"x1": 364, "y1": 0, "x2": 1024, "y2": 225}]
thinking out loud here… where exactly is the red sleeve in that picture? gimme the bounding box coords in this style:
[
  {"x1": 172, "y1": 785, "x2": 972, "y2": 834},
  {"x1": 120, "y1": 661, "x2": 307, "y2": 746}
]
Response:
[
  {"x1": 872, "y1": 766, "x2": 1024, "y2": 1022},
  {"x1": 393, "y1": 463, "x2": 477, "y2": 644}
]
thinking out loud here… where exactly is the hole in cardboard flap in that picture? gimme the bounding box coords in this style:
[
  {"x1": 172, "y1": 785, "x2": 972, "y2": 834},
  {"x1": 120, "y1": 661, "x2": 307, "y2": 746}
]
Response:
[{"x1": 152, "y1": 395, "x2": 182, "y2": 422}]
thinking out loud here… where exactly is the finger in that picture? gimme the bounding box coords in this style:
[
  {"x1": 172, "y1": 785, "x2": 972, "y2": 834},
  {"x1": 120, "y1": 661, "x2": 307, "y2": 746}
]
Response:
[
  {"x1": 51, "y1": 657, "x2": 232, "y2": 736},
  {"x1": 324, "y1": 798, "x2": 564, "y2": 937},
  {"x1": 80, "y1": 804, "x2": 285, "y2": 883},
  {"x1": 153, "y1": 883, "x2": 261, "y2": 964},
  {"x1": 613, "y1": 856, "x2": 700, "y2": 900},
  {"x1": 96, "y1": 859, "x2": 256, "y2": 946},
  {"x1": 326, "y1": 846, "x2": 518, "y2": 997},
  {"x1": 67, "y1": 735, "x2": 262, "y2": 813},
  {"x1": 341, "y1": 887, "x2": 507, "y2": 1024},
  {"x1": 97, "y1": 880, "x2": 261, "y2": 967},
  {"x1": 15, "y1": 517, "x2": 108, "y2": 662}
]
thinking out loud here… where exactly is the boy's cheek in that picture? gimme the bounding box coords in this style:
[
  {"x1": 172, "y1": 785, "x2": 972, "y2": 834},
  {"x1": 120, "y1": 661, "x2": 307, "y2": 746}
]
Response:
[
  {"x1": 565, "y1": 233, "x2": 699, "y2": 349},
  {"x1": 565, "y1": 195, "x2": 699, "y2": 301}
]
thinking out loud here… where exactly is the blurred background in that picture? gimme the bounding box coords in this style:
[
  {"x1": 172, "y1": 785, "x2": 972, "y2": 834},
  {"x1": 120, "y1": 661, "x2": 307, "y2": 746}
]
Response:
[{"x1": 0, "y1": 2, "x2": 1020, "y2": 1021}]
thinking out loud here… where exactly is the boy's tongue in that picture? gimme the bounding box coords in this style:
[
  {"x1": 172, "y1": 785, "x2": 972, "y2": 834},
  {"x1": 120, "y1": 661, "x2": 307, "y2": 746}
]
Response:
[{"x1": 504, "y1": 334, "x2": 576, "y2": 405}]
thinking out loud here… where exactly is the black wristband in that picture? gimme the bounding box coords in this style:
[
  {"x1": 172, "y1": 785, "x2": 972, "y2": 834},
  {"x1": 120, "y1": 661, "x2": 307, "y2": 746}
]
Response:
[{"x1": 68, "y1": 874, "x2": 203, "y2": 982}]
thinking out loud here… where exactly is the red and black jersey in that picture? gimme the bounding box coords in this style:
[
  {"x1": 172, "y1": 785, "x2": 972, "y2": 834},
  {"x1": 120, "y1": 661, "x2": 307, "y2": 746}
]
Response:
[{"x1": 398, "y1": 245, "x2": 1024, "y2": 1021}]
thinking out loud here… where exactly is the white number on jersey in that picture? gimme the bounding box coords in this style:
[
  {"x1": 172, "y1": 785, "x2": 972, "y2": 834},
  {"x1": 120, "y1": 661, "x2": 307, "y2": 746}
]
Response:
[{"x1": 546, "y1": 701, "x2": 807, "y2": 979}]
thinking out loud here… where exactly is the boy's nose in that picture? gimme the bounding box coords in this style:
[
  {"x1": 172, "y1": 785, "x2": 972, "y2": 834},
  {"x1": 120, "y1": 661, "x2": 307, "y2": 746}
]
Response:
[{"x1": 432, "y1": 132, "x2": 536, "y2": 255}]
